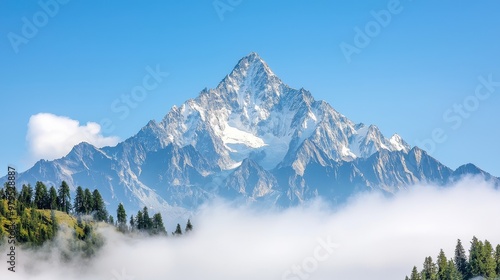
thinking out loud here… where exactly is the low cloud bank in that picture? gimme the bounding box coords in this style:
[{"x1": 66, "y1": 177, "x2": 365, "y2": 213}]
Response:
[{"x1": 1, "y1": 177, "x2": 500, "y2": 280}]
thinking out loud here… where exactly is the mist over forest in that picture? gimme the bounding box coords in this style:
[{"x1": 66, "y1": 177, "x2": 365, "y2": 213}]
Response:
[{"x1": 1, "y1": 177, "x2": 499, "y2": 280}]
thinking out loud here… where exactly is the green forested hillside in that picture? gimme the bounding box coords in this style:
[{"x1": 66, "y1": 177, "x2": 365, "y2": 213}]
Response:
[
  {"x1": 0, "y1": 180, "x2": 192, "y2": 251},
  {"x1": 405, "y1": 237, "x2": 500, "y2": 280},
  {"x1": 0, "y1": 181, "x2": 101, "y2": 250}
]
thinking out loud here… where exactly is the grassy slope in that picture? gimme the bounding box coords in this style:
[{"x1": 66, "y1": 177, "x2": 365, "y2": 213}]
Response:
[{"x1": 0, "y1": 204, "x2": 87, "y2": 241}]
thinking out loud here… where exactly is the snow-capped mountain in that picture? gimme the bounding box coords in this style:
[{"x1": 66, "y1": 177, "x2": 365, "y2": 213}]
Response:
[{"x1": 6, "y1": 53, "x2": 499, "y2": 220}]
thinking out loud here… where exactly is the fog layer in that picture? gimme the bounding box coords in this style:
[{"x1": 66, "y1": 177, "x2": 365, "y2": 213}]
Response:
[{"x1": 1, "y1": 177, "x2": 499, "y2": 280}]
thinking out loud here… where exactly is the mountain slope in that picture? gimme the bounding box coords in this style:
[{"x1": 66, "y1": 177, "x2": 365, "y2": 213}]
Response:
[{"x1": 5, "y1": 52, "x2": 498, "y2": 218}]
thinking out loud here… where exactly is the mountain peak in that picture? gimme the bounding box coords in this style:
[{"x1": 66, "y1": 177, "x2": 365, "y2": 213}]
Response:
[
  {"x1": 389, "y1": 133, "x2": 411, "y2": 152},
  {"x1": 239, "y1": 52, "x2": 266, "y2": 68},
  {"x1": 70, "y1": 141, "x2": 96, "y2": 152},
  {"x1": 243, "y1": 51, "x2": 263, "y2": 62},
  {"x1": 217, "y1": 52, "x2": 283, "y2": 95},
  {"x1": 231, "y1": 52, "x2": 276, "y2": 79},
  {"x1": 6, "y1": 53, "x2": 500, "y2": 219},
  {"x1": 454, "y1": 163, "x2": 482, "y2": 175}
]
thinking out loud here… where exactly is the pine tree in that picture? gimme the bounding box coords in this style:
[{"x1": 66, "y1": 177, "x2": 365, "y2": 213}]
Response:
[
  {"x1": 57, "y1": 181, "x2": 71, "y2": 213},
  {"x1": 136, "y1": 210, "x2": 144, "y2": 230},
  {"x1": 174, "y1": 223, "x2": 182, "y2": 236},
  {"x1": 421, "y1": 256, "x2": 438, "y2": 280},
  {"x1": 142, "y1": 206, "x2": 152, "y2": 230},
  {"x1": 444, "y1": 259, "x2": 462, "y2": 280},
  {"x1": 34, "y1": 181, "x2": 48, "y2": 209},
  {"x1": 410, "y1": 266, "x2": 422, "y2": 280},
  {"x1": 83, "y1": 188, "x2": 93, "y2": 214},
  {"x1": 129, "y1": 214, "x2": 135, "y2": 230},
  {"x1": 92, "y1": 189, "x2": 108, "y2": 222},
  {"x1": 74, "y1": 186, "x2": 85, "y2": 214},
  {"x1": 151, "y1": 213, "x2": 166, "y2": 235},
  {"x1": 83, "y1": 224, "x2": 92, "y2": 240},
  {"x1": 185, "y1": 219, "x2": 193, "y2": 232},
  {"x1": 495, "y1": 244, "x2": 500, "y2": 276},
  {"x1": 482, "y1": 240, "x2": 497, "y2": 278},
  {"x1": 469, "y1": 236, "x2": 484, "y2": 278},
  {"x1": 454, "y1": 239, "x2": 468, "y2": 279},
  {"x1": 117, "y1": 203, "x2": 127, "y2": 231},
  {"x1": 108, "y1": 215, "x2": 114, "y2": 224},
  {"x1": 19, "y1": 184, "x2": 33, "y2": 206},
  {"x1": 49, "y1": 186, "x2": 58, "y2": 210},
  {"x1": 437, "y1": 249, "x2": 448, "y2": 280}
]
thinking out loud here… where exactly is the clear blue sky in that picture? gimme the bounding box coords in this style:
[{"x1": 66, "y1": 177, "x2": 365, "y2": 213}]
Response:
[{"x1": 1, "y1": 0, "x2": 499, "y2": 176}]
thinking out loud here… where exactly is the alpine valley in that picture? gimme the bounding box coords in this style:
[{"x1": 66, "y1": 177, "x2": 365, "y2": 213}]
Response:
[{"x1": 6, "y1": 53, "x2": 499, "y2": 222}]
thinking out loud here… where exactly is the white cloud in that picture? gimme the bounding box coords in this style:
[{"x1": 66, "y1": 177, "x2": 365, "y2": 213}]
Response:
[
  {"x1": 1, "y1": 177, "x2": 500, "y2": 279},
  {"x1": 26, "y1": 113, "x2": 120, "y2": 162}
]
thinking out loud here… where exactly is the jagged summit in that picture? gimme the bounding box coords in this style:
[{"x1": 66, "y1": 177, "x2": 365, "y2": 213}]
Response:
[
  {"x1": 226, "y1": 52, "x2": 277, "y2": 82},
  {"x1": 234, "y1": 52, "x2": 273, "y2": 73},
  {"x1": 216, "y1": 52, "x2": 284, "y2": 101},
  {"x1": 161, "y1": 53, "x2": 413, "y2": 171}
]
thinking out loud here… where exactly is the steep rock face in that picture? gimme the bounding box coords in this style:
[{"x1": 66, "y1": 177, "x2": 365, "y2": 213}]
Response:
[
  {"x1": 354, "y1": 147, "x2": 453, "y2": 192},
  {"x1": 6, "y1": 53, "x2": 499, "y2": 217},
  {"x1": 221, "y1": 158, "x2": 279, "y2": 201}
]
